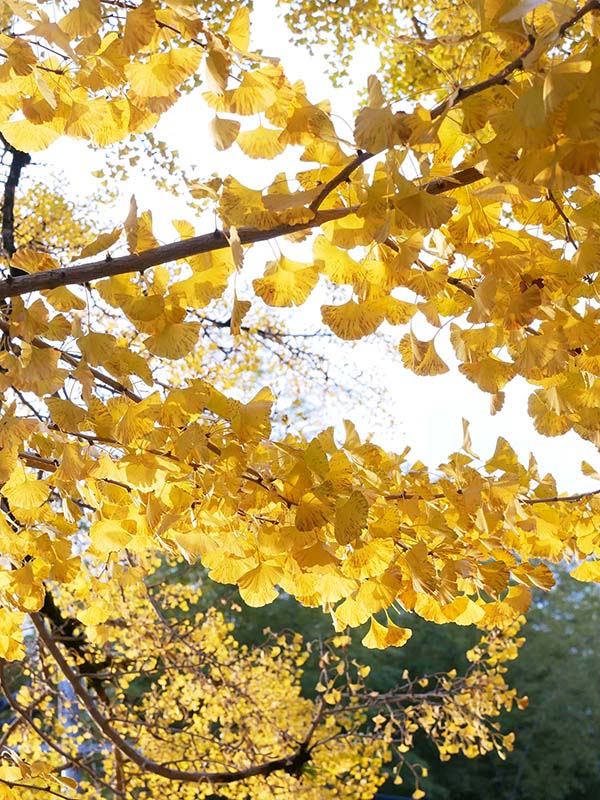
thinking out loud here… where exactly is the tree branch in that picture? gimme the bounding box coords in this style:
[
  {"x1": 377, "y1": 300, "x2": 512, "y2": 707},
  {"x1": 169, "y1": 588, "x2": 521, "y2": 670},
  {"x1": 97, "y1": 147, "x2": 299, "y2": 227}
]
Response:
[
  {"x1": 430, "y1": 0, "x2": 600, "y2": 120},
  {"x1": 0, "y1": 318, "x2": 141, "y2": 402},
  {"x1": 0, "y1": 168, "x2": 484, "y2": 299},
  {"x1": 308, "y1": 149, "x2": 373, "y2": 213},
  {"x1": 0, "y1": 661, "x2": 124, "y2": 798},
  {"x1": 29, "y1": 612, "x2": 322, "y2": 786},
  {"x1": 309, "y1": 1, "x2": 599, "y2": 216},
  {"x1": 429, "y1": 34, "x2": 537, "y2": 119},
  {"x1": 522, "y1": 488, "x2": 600, "y2": 505},
  {"x1": 0, "y1": 778, "x2": 75, "y2": 800}
]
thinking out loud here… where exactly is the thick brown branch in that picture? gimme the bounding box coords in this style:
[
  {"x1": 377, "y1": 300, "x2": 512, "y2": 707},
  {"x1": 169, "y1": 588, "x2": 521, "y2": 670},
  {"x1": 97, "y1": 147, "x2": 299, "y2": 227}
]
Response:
[
  {"x1": 304, "y1": 2, "x2": 598, "y2": 215},
  {"x1": 430, "y1": 35, "x2": 536, "y2": 119},
  {"x1": 30, "y1": 612, "x2": 318, "y2": 785},
  {"x1": 0, "y1": 208, "x2": 348, "y2": 299},
  {"x1": 0, "y1": 168, "x2": 484, "y2": 300},
  {"x1": 384, "y1": 486, "x2": 600, "y2": 505}
]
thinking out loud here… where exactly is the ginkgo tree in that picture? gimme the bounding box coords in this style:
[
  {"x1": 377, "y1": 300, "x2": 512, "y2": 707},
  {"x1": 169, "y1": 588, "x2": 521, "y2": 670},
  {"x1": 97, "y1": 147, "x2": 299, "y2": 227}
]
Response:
[{"x1": 1, "y1": 0, "x2": 600, "y2": 797}]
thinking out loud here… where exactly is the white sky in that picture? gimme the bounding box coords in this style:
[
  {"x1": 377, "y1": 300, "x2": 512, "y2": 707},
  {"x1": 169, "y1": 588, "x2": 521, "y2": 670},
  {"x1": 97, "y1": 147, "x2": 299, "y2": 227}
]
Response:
[{"x1": 40, "y1": 0, "x2": 600, "y2": 492}]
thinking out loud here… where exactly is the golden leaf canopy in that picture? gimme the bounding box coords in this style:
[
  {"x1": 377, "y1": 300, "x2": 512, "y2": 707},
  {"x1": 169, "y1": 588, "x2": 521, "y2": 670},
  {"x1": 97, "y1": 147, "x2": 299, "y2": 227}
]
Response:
[{"x1": 1, "y1": 0, "x2": 600, "y2": 796}]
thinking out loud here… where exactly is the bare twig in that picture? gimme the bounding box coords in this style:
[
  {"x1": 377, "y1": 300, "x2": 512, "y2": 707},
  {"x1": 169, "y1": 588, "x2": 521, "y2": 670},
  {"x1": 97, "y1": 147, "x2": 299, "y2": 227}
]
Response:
[{"x1": 522, "y1": 488, "x2": 600, "y2": 505}]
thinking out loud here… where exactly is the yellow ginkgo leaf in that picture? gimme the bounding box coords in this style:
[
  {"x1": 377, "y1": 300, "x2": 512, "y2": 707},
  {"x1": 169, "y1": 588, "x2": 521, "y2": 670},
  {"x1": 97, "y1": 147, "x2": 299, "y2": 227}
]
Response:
[
  {"x1": 543, "y1": 59, "x2": 591, "y2": 114},
  {"x1": 117, "y1": 293, "x2": 165, "y2": 323},
  {"x1": 58, "y1": 0, "x2": 101, "y2": 37},
  {"x1": 361, "y1": 616, "x2": 389, "y2": 649},
  {"x1": 262, "y1": 184, "x2": 322, "y2": 211},
  {"x1": 313, "y1": 236, "x2": 364, "y2": 284},
  {"x1": 1, "y1": 34, "x2": 36, "y2": 76},
  {"x1": 571, "y1": 560, "x2": 600, "y2": 582},
  {"x1": 528, "y1": 390, "x2": 572, "y2": 436},
  {"x1": 44, "y1": 286, "x2": 86, "y2": 312},
  {"x1": 144, "y1": 322, "x2": 201, "y2": 359},
  {"x1": 355, "y1": 105, "x2": 409, "y2": 153},
  {"x1": 373, "y1": 296, "x2": 416, "y2": 325},
  {"x1": 125, "y1": 48, "x2": 202, "y2": 98},
  {"x1": 221, "y1": 69, "x2": 279, "y2": 115},
  {"x1": 442, "y1": 596, "x2": 485, "y2": 625},
  {"x1": 0, "y1": 608, "x2": 26, "y2": 661},
  {"x1": 321, "y1": 299, "x2": 384, "y2": 340},
  {"x1": 341, "y1": 539, "x2": 396, "y2": 580},
  {"x1": 296, "y1": 491, "x2": 333, "y2": 531},
  {"x1": 0, "y1": 118, "x2": 62, "y2": 151},
  {"x1": 237, "y1": 125, "x2": 286, "y2": 159},
  {"x1": 78, "y1": 600, "x2": 111, "y2": 627},
  {"x1": 238, "y1": 561, "x2": 282, "y2": 607},
  {"x1": 367, "y1": 74, "x2": 385, "y2": 109},
  {"x1": 233, "y1": 386, "x2": 274, "y2": 441},
  {"x1": 89, "y1": 519, "x2": 133, "y2": 554},
  {"x1": 304, "y1": 438, "x2": 329, "y2": 477},
  {"x1": 404, "y1": 541, "x2": 437, "y2": 594},
  {"x1": 220, "y1": 176, "x2": 278, "y2": 229},
  {"x1": 326, "y1": 450, "x2": 354, "y2": 492},
  {"x1": 414, "y1": 593, "x2": 447, "y2": 624},
  {"x1": 253, "y1": 256, "x2": 318, "y2": 307},
  {"x1": 10, "y1": 249, "x2": 59, "y2": 273},
  {"x1": 209, "y1": 115, "x2": 240, "y2": 151},
  {"x1": 227, "y1": 6, "x2": 251, "y2": 53},
  {"x1": 206, "y1": 44, "x2": 230, "y2": 95},
  {"x1": 2, "y1": 473, "x2": 50, "y2": 510},
  {"x1": 124, "y1": 195, "x2": 138, "y2": 253},
  {"x1": 230, "y1": 293, "x2": 251, "y2": 335},
  {"x1": 362, "y1": 617, "x2": 412, "y2": 649},
  {"x1": 399, "y1": 333, "x2": 449, "y2": 375},
  {"x1": 396, "y1": 191, "x2": 456, "y2": 229},
  {"x1": 123, "y1": 0, "x2": 156, "y2": 56},
  {"x1": 78, "y1": 332, "x2": 117, "y2": 365},
  {"x1": 460, "y1": 357, "x2": 514, "y2": 393},
  {"x1": 45, "y1": 397, "x2": 86, "y2": 431},
  {"x1": 384, "y1": 622, "x2": 413, "y2": 647},
  {"x1": 79, "y1": 227, "x2": 122, "y2": 259},
  {"x1": 334, "y1": 491, "x2": 369, "y2": 545}
]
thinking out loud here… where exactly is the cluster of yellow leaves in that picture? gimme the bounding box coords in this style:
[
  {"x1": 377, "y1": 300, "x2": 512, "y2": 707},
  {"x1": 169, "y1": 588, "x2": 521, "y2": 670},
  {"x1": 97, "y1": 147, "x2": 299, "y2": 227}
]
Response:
[
  {"x1": 0, "y1": 574, "x2": 385, "y2": 799},
  {"x1": 0, "y1": 571, "x2": 524, "y2": 799},
  {"x1": 6, "y1": 2, "x2": 600, "y2": 795},
  {"x1": 0, "y1": 0, "x2": 599, "y2": 658},
  {"x1": 0, "y1": 335, "x2": 589, "y2": 663},
  {"x1": 0, "y1": 1, "x2": 254, "y2": 151}
]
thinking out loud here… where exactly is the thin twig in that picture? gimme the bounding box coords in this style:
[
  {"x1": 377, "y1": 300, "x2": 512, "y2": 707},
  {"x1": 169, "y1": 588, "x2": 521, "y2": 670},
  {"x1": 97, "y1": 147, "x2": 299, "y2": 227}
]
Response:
[{"x1": 547, "y1": 190, "x2": 577, "y2": 247}]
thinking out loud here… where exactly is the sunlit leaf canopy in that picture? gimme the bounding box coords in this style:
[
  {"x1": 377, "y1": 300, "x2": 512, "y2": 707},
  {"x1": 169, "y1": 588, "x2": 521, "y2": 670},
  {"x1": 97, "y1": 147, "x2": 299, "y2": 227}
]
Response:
[{"x1": 1, "y1": 0, "x2": 600, "y2": 793}]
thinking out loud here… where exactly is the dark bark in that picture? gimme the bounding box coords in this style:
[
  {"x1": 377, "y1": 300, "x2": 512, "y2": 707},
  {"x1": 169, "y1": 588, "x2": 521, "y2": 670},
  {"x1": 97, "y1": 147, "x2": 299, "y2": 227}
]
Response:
[{"x1": 0, "y1": 133, "x2": 31, "y2": 275}]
